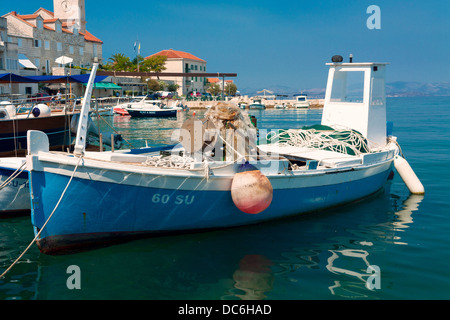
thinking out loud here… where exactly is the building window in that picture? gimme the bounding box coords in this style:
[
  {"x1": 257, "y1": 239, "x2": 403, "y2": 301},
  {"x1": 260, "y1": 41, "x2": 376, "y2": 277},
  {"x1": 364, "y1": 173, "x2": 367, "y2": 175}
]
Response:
[
  {"x1": 6, "y1": 58, "x2": 18, "y2": 70},
  {"x1": 56, "y1": 23, "x2": 62, "y2": 33},
  {"x1": 37, "y1": 20, "x2": 43, "y2": 30},
  {"x1": 79, "y1": 47, "x2": 84, "y2": 56},
  {"x1": 44, "y1": 40, "x2": 50, "y2": 50},
  {"x1": 35, "y1": 58, "x2": 40, "y2": 69},
  {"x1": 34, "y1": 39, "x2": 41, "y2": 48},
  {"x1": 57, "y1": 42, "x2": 62, "y2": 51},
  {"x1": 69, "y1": 46, "x2": 74, "y2": 54},
  {"x1": 46, "y1": 60, "x2": 50, "y2": 74},
  {"x1": 17, "y1": 38, "x2": 22, "y2": 47}
]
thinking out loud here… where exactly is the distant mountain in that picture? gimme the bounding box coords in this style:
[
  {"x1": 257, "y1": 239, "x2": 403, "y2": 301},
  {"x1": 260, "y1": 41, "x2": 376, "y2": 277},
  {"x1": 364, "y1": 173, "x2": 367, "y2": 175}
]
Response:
[
  {"x1": 385, "y1": 82, "x2": 450, "y2": 97},
  {"x1": 239, "y1": 82, "x2": 450, "y2": 98}
]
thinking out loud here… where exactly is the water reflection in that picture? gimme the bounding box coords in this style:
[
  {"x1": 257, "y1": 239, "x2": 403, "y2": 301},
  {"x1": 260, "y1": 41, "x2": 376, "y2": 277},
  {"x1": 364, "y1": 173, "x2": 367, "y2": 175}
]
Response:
[
  {"x1": 0, "y1": 189, "x2": 419, "y2": 300},
  {"x1": 232, "y1": 255, "x2": 274, "y2": 300}
]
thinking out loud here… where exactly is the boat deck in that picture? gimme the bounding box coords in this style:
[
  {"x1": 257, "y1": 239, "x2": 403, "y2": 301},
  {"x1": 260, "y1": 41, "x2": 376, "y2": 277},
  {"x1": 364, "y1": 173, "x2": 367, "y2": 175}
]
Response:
[{"x1": 258, "y1": 145, "x2": 362, "y2": 168}]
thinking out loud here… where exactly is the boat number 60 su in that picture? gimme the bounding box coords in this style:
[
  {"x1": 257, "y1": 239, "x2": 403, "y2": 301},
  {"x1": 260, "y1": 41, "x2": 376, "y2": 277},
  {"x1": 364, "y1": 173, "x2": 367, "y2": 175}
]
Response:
[{"x1": 152, "y1": 193, "x2": 195, "y2": 205}]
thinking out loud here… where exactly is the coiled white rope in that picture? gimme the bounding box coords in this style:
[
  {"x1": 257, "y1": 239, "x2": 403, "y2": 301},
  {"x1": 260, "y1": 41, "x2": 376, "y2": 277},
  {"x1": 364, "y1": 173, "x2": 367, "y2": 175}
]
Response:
[
  {"x1": 143, "y1": 154, "x2": 194, "y2": 169},
  {"x1": 0, "y1": 155, "x2": 83, "y2": 280}
]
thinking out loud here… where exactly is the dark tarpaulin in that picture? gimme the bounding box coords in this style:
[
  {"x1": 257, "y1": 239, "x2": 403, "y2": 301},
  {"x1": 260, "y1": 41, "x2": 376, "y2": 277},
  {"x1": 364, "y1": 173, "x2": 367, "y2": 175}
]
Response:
[
  {"x1": 27, "y1": 74, "x2": 108, "y2": 84},
  {"x1": 0, "y1": 73, "x2": 39, "y2": 83}
]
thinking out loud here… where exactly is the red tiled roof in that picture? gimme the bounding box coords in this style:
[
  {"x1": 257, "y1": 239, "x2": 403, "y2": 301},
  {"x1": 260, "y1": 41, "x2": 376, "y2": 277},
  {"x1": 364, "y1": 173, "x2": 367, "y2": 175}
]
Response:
[
  {"x1": 34, "y1": 7, "x2": 54, "y2": 17},
  {"x1": 17, "y1": 14, "x2": 38, "y2": 20},
  {"x1": 43, "y1": 18, "x2": 59, "y2": 23},
  {"x1": 7, "y1": 9, "x2": 103, "y2": 44},
  {"x1": 207, "y1": 78, "x2": 233, "y2": 83},
  {"x1": 146, "y1": 49, "x2": 206, "y2": 62},
  {"x1": 8, "y1": 12, "x2": 36, "y2": 28},
  {"x1": 80, "y1": 30, "x2": 103, "y2": 44}
]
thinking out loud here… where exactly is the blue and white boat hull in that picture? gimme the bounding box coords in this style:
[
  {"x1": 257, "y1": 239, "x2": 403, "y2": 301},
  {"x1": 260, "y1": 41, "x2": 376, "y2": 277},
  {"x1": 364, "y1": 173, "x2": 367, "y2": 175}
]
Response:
[
  {"x1": 27, "y1": 150, "x2": 394, "y2": 254},
  {"x1": 0, "y1": 158, "x2": 30, "y2": 217}
]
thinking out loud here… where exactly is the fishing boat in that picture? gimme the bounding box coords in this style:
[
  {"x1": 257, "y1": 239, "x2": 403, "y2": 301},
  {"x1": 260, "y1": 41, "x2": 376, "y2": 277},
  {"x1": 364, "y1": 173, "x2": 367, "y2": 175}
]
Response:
[
  {"x1": 0, "y1": 157, "x2": 29, "y2": 217},
  {"x1": 0, "y1": 101, "x2": 76, "y2": 158},
  {"x1": 126, "y1": 98, "x2": 177, "y2": 118},
  {"x1": 248, "y1": 98, "x2": 266, "y2": 110},
  {"x1": 293, "y1": 94, "x2": 310, "y2": 108},
  {"x1": 25, "y1": 58, "x2": 424, "y2": 254}
]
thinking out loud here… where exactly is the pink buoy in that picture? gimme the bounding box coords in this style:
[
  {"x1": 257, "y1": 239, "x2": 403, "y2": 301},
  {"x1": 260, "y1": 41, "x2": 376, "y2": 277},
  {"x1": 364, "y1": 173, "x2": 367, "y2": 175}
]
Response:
[{"x1": 231, "y1": 170, "x2": 273, "y2": 214}]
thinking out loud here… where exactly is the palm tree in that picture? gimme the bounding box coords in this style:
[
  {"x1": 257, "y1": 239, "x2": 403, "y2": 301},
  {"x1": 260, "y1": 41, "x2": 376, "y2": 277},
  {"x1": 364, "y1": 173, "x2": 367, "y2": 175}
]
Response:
[{"x1": 106, "y1": 53, "x2": 132, "y2": 71}]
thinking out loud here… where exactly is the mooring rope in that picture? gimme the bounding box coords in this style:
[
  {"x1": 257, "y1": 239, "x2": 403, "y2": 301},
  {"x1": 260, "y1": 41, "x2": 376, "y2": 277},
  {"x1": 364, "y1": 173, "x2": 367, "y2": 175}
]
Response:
[
  {"x1": 93, "y1": 110, "x2": 136, "y2": 149},
  {"x1": 0, "y1": 162, "x2": 27, "y2": 192},
  {"x1": 0, "y1": 155, "x2": 83, "y2": 280}
]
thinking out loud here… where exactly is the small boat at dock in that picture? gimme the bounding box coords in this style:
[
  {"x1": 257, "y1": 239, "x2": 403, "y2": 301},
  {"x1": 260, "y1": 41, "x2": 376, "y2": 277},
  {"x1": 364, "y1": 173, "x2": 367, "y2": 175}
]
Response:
[
  {"x1": 293, "y1": 94, "x2": 310, "y2": 108},
  {"x1": 248, "y1": 98, "x2": 266, "y2": 110},
  {"x1": 125, "y1": 97, "x2": 177, "y2": 118}
]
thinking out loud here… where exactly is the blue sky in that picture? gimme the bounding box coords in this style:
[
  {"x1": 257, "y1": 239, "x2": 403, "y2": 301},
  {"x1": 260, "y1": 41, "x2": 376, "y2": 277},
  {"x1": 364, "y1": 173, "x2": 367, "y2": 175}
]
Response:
[{"x1": 3, "y1": 0, "x2": 449, "y2": 92}]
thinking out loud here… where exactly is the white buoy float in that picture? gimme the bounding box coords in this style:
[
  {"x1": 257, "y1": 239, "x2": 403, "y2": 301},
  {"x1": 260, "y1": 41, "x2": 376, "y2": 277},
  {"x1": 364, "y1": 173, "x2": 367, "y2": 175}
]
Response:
[
  {"x1": 394, "y1": 155, "x2": 425, "y2": 195},
  {"x1": 32, "y1": 104, "x2": 52, "y2": 118},
  {"x1": 231, "y1": 170, "x2": 273, "y2": 214}
]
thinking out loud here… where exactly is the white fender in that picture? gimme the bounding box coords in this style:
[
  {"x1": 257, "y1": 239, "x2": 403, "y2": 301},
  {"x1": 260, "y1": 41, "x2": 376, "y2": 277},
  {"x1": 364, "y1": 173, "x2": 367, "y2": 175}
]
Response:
[{"x1": 394, "y1": 155, "x2": 424, "y2": 195}]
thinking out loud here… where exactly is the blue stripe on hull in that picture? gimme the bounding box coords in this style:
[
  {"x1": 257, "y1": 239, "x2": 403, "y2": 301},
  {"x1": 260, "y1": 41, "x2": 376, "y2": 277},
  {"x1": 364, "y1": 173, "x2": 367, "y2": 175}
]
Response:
[{"x1": 31, "y1": 165, "x2": 392, "y2": 254}]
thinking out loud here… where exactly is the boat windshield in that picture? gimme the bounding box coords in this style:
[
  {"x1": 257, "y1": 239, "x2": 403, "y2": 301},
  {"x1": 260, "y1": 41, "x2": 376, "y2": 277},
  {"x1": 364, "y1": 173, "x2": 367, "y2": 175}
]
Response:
[{"x1": 330, "y1": 70, "x2": 365, "y2": 103}]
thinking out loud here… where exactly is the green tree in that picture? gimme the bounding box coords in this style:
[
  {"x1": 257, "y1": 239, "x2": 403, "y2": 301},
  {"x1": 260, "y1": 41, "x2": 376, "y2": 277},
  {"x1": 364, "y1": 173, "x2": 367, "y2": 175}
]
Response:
[
  {"x1": 140, "y1": 56, "x2": 168, "y2": 74},
  {"x1": 167, "y1": 83, "x2": 179, "y2": 92},
  {"x1": 225, "y1": 83, "x2": 238, "y2": 96},
  {"x1": 207, "y1": 83, "x2": 221, "y2": 96},
  {"x1": 147, "y1": 79, "x2": 161, "y2": 92},
  {"x1": 131, "y1": 55, "x2": 145, "y2": 71},
  {"x1": 104, "y1": 53, "x2": 132, "y2": 71}
]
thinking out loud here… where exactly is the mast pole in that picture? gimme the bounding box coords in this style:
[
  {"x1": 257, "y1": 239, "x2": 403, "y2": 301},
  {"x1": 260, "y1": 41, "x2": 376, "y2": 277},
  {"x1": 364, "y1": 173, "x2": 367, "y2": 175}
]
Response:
[{"x1": 73, "y1": 63, "x2": 99, "y2": 156}]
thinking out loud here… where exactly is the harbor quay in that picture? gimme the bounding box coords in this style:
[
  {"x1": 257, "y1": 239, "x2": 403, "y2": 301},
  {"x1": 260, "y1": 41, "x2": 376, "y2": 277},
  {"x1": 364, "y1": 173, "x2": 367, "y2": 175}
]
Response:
[{"x1": 184, "y1": 98, "x2": 325, "y2": 109}]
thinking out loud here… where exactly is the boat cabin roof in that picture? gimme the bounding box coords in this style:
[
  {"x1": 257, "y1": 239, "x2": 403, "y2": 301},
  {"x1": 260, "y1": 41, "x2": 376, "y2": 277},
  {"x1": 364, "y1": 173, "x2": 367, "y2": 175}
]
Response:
[{"x1": 326, "y1": 62, "x2": 389, "y2": 66}]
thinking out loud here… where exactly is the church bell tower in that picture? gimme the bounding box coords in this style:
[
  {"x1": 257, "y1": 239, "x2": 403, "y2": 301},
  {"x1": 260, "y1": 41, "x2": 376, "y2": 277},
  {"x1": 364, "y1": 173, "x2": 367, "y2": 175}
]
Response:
[{"x1": 53, "y1": 0, "x2": 86, "y2": 33}]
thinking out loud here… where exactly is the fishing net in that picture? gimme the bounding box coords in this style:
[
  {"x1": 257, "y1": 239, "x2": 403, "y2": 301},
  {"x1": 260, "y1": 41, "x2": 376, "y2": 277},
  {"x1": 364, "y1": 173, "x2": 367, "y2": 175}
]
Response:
[{"x1": 266, "y1": 125, "x2": 370, "y2": 155}]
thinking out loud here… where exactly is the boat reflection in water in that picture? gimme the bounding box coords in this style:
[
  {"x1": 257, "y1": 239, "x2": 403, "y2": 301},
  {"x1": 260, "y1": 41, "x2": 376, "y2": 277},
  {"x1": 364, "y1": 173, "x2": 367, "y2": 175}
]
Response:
[{"x1": 19, "y1": 188, "x2": 422, "y2": 300}]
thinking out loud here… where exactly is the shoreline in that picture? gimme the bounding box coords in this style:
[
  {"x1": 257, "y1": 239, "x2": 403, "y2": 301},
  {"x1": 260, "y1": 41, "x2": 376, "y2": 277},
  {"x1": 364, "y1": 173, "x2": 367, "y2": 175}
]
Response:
[{"x1": 184, "y1": 99, "x2": 324, "y2": 109}]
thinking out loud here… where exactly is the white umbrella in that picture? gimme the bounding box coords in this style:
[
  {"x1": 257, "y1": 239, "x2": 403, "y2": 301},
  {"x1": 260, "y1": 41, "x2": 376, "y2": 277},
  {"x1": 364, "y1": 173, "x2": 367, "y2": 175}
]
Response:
[
  {"x1": 55, "y1": 56, "x2": 74, "y2": 100},
  {"x1": 55, "y1": 56, "x2": 73, "y2": 65}
]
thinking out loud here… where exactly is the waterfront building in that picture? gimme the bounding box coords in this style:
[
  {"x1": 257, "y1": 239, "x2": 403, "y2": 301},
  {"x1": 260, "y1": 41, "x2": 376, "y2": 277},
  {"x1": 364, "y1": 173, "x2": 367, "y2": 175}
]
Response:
[
  {"x1": 145, "y1": 49, "x2": 207, "y2": 96},
  {"x1": 0, "y1": 17, "x2": 21, "y2": 96},
  {"x1": 1, "y1": 0, "x2": 103, "y2": 96}
]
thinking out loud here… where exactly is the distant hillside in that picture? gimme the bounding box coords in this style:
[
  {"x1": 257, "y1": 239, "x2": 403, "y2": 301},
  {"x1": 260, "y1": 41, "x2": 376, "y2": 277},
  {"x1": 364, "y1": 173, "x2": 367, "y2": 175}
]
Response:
[
  {"x1": 239, "y1": 82, "x2": 450, "y2": 98},
  {"x1": 386, "y1": 82, "x2": 450, "y2": 97}
]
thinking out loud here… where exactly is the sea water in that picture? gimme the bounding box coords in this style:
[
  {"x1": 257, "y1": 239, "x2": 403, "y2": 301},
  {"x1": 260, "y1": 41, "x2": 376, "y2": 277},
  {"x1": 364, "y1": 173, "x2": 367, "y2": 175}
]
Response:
[{"x1": 0, "y1": 96, "x2": 449, "y2": 300}]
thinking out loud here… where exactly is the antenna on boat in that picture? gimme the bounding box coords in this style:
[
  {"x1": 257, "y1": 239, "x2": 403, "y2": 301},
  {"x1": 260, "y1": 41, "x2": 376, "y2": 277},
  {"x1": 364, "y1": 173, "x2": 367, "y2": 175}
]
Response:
[{"x1": 73, "y1": 63, "x2": 99, "y2": 156}]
